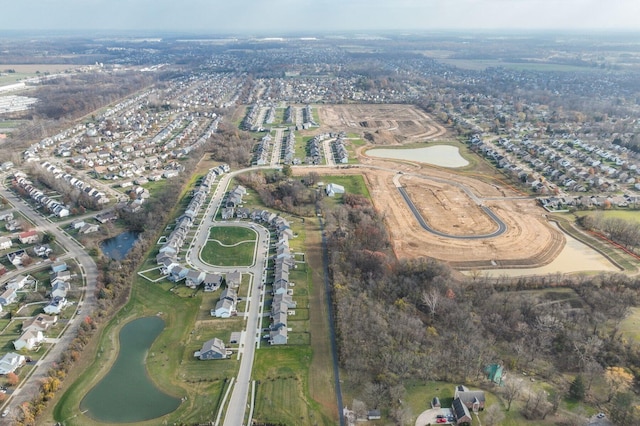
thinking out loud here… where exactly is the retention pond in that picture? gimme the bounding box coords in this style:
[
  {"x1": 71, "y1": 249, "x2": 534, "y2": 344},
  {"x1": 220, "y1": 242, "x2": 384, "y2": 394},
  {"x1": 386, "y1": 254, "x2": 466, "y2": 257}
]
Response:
[
  {"x1": 80, "y1": 316, "x2": 180, "y2": 422},
  {"x1": 100, "y1": 230, "x2": 140, "y2": 260}
]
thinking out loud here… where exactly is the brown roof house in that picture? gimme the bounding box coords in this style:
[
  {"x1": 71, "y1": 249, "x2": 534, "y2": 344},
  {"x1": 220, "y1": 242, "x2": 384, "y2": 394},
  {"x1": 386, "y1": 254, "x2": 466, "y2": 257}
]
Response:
[{"x1": 454, "y1": 385, "x2": 485, "y2": 413}]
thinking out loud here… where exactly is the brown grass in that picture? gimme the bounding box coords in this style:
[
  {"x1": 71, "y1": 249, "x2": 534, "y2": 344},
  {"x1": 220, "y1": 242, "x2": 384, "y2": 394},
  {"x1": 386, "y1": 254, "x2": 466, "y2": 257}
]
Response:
[{"x1": 304, "y1": 217, "x2": 339, "y2": 421}]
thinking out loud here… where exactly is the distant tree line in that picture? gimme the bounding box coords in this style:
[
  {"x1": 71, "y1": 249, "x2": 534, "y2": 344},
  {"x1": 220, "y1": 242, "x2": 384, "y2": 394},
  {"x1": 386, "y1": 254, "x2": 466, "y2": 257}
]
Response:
[{"x1": 33, "y1": 72, "x2": 154, "y2": 120}]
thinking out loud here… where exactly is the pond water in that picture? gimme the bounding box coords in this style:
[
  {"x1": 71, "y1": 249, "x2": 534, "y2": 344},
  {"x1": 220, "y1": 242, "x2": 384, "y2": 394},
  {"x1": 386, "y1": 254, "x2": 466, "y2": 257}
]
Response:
[
  {"x1": 80, "y1": 316, "x2": 180, "y2": 422},
  {"x1": 100, "y1": 231, "x2": 140, "y2": 260},
  {"x1": 469, "y1": 223, "x2": 620, "y2": 278},
  {"x1": 367, "y1": 145, "x2": 470, "y2": 168}
]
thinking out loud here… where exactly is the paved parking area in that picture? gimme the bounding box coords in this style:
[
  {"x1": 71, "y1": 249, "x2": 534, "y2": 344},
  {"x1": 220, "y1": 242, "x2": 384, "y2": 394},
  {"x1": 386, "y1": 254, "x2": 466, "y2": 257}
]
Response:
[{"x1": 415, "y1": 407, "x2": 454, "y2": 426}]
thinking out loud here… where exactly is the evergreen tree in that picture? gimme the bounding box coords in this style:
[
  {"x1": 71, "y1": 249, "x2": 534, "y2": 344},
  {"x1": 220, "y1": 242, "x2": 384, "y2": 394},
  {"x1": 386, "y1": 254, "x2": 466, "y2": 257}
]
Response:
[{"x1": 569, "y1": 375, "x2": 586, "y2": 401}]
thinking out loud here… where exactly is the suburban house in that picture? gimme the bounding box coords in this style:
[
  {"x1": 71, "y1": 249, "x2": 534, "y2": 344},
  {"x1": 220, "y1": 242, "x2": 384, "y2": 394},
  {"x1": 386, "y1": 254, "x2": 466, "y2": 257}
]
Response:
[
  {"x1": 269, "y1": 326, "x2": 288, "y2": 345},
  {"x1": 272, "y1": 280, "x2": 289, "y2": 296},
  {"x1": 185, "y1": 269, "x2": 204, "y2": 289},
  {"x1": 0, "y1": 352, "x2": 25, "y2": 375},
  {"x1": 212, "y1": 287, "x2": 238, "y2": 317},
  {"x1": 273, "y1": 293, "x2": 297, "y2": 309},
  {"x1": 169, "y1": 266, "x2": 189, "y2": 282},
  {"x1": 225, "y1": 271, "x2": 241, "y2": 289},
  {"x1": 203, "y1": 273, "x2": 223, "y2": 292},
  {"x1": 7, "y1": 274, "x2": 31, "y2": 291},
  {"x1": 452, "y1": 397, "x2": 472, "y2": 425},
  {"x1": 270, "y1": 311, "x2": 288, "y2": 331},
  {"x1": 18, "y1": 230, "x2": 39, "y2": 244},
  {"x1": 0, "y1": 288, "x2": 17, "y2": 306},
  {"x1": 22, "y1": 314, "x2": 57, "y2": 333},
  {"x1": 0, "y1": 236, "x2": 12, "y2": 250},
  {"x1": 13, "y1": 329, "x2": 44, "y2": 351},
  {"x1": 220, "y1": 288, "x2": 237, "y2": 303},
  {"x1": 51, "y1": 281, "x2": 71, "y2": 299},
  {"x1": 195, "y1": 337, "x2": 228, "y2": 360},
  {"x1": 7, "y1": 250, "x2": 29, "y2": 266},
  {"x1": 33, "y1": 243, "x2": 53, "y2": 258},
  {"x1": 44, "y1": 296, "x2": 67, "y2": 315},
  {"x1": 79, "y1": 223, "x2": 100, "y2": 234},
  {"x1": 51, "y1": 261, "x2": 68, "y2": 274},
  {"x1": 454, "y1": 385, "x2": 486, "y2": 412},
  {"x1": 212, "y1": 298, "x2": 234, "y2": 318}
]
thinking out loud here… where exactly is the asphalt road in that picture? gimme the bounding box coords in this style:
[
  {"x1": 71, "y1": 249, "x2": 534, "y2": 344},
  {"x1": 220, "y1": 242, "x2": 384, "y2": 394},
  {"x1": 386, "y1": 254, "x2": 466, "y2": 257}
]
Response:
[
  {"x1": 184, "y1": 169, "x2": 270, "y2": 426},
  {"x1": 0, "y1": 185, "x2": 98, "y2": 424}
]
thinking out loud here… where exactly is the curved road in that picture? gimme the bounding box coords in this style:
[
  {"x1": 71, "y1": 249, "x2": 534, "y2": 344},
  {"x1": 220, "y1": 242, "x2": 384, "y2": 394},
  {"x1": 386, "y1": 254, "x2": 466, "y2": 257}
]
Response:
[
  {"x1": 396, "y1": 186, "x2": 507, "y2": 239},
  {"x1": 185, "y1": 169, "x2": 270, "y2": 426},
  {"x1": 0, "y1": 186, "x2": 98, "y2": 424},
  {"x1": 391, "y1": 172, "x2": 507, "y2": 239}
]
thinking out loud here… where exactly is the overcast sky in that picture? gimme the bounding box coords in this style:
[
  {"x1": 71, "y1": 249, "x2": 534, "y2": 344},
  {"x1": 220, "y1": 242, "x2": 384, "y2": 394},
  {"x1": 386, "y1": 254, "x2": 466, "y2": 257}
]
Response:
[{"x1": 4, "y1": 0, "x2": 640, "y2": 34}]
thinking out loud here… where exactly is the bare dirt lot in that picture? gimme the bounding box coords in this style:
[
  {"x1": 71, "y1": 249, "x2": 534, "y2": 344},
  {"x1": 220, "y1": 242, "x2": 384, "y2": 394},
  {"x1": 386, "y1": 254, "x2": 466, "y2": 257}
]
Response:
[
  {"x1": 302, "y1": 104, "x2": 564, "y2": 270},
  {"x1": 318, "y1": 103, "x2": 447, "y2": 144}
]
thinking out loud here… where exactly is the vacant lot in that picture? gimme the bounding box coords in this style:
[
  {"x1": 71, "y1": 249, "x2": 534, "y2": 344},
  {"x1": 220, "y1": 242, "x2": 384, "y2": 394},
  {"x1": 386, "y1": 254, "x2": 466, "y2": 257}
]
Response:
[
  {"x1": 318, "y1": 103, "x2": 448, "y2": 144},
  {"x1": 300, "y1": 105, "x2": 565, "y2": 270},
  {"x1": 201, "y1": 226, "x2": 257, "y2": 266}
]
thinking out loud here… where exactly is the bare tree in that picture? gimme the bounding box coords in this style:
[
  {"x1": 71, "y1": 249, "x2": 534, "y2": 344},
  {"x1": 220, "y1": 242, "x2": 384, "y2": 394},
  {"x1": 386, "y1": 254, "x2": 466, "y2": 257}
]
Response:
[
  {"x1": 502, "y1": 379, "x2": 522, "y2": 411},
  {"x1": 421, "y1": 288, "x2": 441, "y2": 317}
]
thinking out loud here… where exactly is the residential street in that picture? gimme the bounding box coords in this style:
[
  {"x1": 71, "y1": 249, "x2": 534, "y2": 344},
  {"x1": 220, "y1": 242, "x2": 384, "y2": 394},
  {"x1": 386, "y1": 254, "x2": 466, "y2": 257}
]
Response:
[
  {"x1": 185, "y1": 169, "x2": 270, "y2": 426},
  {"x1": 0, "y1": 185, "x2": 98, "y2": 424}
]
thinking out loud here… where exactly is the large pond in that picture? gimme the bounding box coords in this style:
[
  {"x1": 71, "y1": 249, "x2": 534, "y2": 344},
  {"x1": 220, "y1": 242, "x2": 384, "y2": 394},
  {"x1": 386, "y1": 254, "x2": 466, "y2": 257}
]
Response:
[
  {"x1": 367, "y1": 145, "x2": 470, "y2": 168},
  {"x1": 469, "y1": 223, "x2": 620, "y2": 278},
  {"x1": 100, "y1": 231, "x2": 140, "y2": 260},
  {"x1": 80, "y1": 316, "x2": 180, "y2": 422}
]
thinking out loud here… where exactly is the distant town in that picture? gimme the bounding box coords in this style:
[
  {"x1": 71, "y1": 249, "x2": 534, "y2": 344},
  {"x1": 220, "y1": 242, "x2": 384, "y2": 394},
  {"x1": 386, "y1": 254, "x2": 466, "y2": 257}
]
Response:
[{"x1": 0, "y1": 32, "x2": 639, "y2": 426}]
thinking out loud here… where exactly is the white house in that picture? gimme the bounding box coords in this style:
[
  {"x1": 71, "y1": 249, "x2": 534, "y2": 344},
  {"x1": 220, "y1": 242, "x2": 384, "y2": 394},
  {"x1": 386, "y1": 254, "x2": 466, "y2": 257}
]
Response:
[
  {"x1": 51, "y1": 281, "x2": 70, "y2": 299},
  {"x1": 0, "y1": 236, "x2": 12, "y2": 250},
  {"x1": 0, "y1": 352, "x2": 25, "y2": 375},
  {"x1": 13, "y1": 329, "x2": 44, "y2": 351},
  {"x1": 0, "y1": 288, "x2": 17, "y2": 306},
  {"x1": 212, "y1": 298, "x2": 234, "y2": 318},
  {"x1": 325, "y1": 183, "x2": 345, "y2": 197}
]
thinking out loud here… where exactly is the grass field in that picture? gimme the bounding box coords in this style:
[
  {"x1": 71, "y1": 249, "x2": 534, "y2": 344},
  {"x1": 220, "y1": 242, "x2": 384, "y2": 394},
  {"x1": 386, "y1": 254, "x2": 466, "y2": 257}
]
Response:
[
  {"x1": 619, "y1": 307, "x2": 640, "y2": 343},
  {"x1": 253, "y1": 346, "x2": 334, "y2": 426},
  {"x1": 322, "y1": 174, "x2": 371, "y2": 199},
  {"x1": 208, "y1": 226, "x2": 257, "y2": 245},
  {"x1": 201, "y1": 226, "x2": 257, "y2": 266},
  {"x1": 575, "y1": 209, "x2": 640, "y2": 224}
]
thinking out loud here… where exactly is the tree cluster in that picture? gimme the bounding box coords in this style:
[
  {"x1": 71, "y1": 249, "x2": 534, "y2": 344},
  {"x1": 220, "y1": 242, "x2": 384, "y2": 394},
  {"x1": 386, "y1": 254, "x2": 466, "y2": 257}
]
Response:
[
  {"x1": 236, "y1": 171, "x2": 320, "y2": 217},
  {"x1": 579, "y1": 212, "x2": 640, "y2": 253},
  {"x1": 325, "y1": 196, "x2": 640, "y2": 421}
]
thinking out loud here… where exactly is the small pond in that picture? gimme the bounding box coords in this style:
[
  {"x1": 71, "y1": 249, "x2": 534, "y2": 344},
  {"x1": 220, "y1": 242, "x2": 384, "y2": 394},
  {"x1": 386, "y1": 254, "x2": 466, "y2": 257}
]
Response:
[
  {"x1": 80, "y1": 316, "x2": 181, "y2": 422},
  {"x1": 466, "y1": 223, "x2": 620, "y2": 277},
  {"x1": 100, "y1": 231, "x2": 140, "y2": 260},
  {"x1": 367, "y1": 145, "x2": 470, "y2": 168}
]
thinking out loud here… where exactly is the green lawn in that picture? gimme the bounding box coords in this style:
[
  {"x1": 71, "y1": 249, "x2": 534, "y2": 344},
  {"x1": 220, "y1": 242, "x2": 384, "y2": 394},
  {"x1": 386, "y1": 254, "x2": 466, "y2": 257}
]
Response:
[
  {"x1": 200, "y1": 226, "x2": 257, "y2": 266},
  {"x1": 322, "y1": 174, "x2": 371, "y2": 199},
  {"x1": 575, "y1": 209, "x2": 640, "y2": 224},
  {"x1": 208, "y1": 226, "x2": 257, "y2": 245}
]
